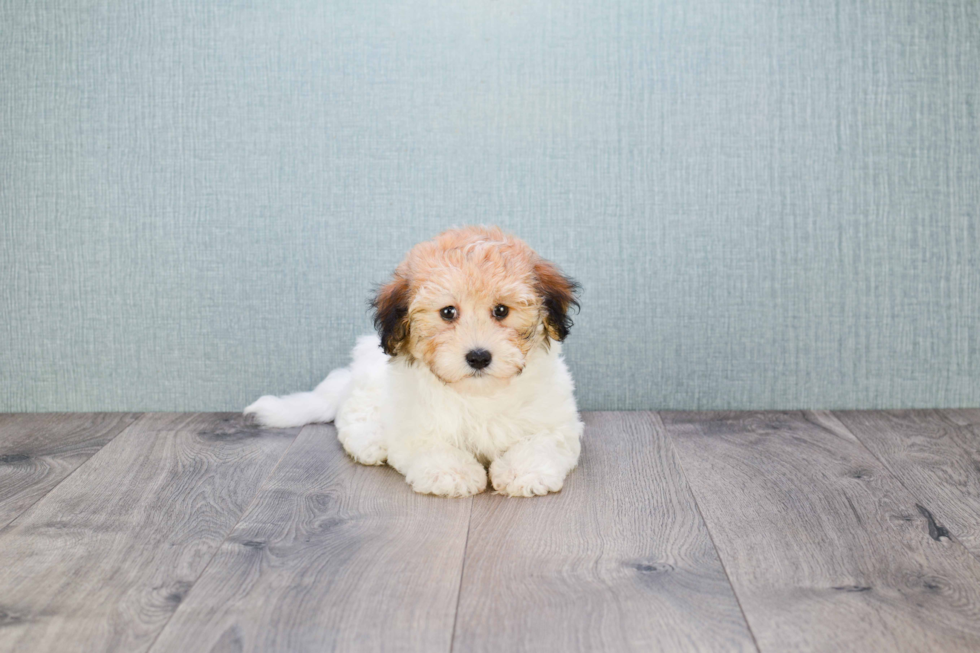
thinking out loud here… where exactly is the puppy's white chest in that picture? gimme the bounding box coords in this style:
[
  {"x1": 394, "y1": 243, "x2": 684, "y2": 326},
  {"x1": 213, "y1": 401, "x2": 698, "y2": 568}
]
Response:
[{"x1": 458, "y1": 411, "x2": 525, "y2": 462}]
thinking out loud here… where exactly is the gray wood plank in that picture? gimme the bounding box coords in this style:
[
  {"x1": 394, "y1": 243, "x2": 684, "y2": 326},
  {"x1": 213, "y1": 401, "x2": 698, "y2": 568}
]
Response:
[
  {"x1": 452, "y1": 411, "x2": 757, "y2": 653},
  {"x1": 0, "y1": 413, "x2": 140, "y2": 529},
  {"x1": 943, "y1": 409, "x2": 980, "y2": 454},
  {"x1": 0, "y1": 413, "x2": 300, "y2": 653},
  {"x1": 148, "y1": 422, "x2": 472, "y2": 653},
  {"x1": 834, "y1": 409, "x2": 980, "y2": 560},
  {"x1": 661, "y1": 410, "x2": 980, "y2": 652}
]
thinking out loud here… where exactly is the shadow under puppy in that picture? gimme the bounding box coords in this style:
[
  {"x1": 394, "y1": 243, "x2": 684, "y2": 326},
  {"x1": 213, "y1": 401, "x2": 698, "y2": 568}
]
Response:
[{"x1": 245, "y1": 226, "x2": 583, "y2": 497}]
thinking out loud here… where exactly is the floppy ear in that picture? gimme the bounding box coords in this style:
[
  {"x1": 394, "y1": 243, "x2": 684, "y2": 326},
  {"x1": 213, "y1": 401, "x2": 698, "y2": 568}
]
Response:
[
  {"x1": 371, "y1": 275, "x2": 411, "y2": 355},
  {"x1": 534, "y1": 260, "x2": 580, "y2": 342}
]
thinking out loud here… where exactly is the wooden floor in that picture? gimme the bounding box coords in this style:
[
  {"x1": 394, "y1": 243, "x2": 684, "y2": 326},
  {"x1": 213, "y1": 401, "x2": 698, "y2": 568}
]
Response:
[{"x1": 2, "y1": 411, "x2": 980, "y2": 652}]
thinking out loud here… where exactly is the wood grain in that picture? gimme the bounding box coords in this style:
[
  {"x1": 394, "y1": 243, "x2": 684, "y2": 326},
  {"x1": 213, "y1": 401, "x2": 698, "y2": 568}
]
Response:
[
  {"x1": 943, "y1": 410, "x2": 980, "y2": 449},
  {"x1": 661, "y1": 410, "x2": 980, "y2": 652},
  {"x1": 452, "y1": 411, "x2": 757, "y2": 653},
  {"x1": 0, "y1": 413, "x2": 139, "y2": 529},
  {"x1": 0, "y1": 413, "x2": 300, "y2": 653},
  {"x1": 834, "y1": 410, "x2": 980, "y2": 560},
  {"x1": 148, "y1": 423, "x2": 473, "y2": 653}
]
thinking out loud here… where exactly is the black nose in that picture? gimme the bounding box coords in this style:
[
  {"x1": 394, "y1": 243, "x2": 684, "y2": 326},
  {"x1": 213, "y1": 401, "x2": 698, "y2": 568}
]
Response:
[{"x1": 465, "y1": 349, "x2": 492, "y2": 370}]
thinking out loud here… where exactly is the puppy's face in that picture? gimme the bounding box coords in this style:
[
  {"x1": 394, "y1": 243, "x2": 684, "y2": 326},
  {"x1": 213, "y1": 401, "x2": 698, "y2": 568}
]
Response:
[{"x1": 373, "y1": 227, "x2": 578, "y2": 394}]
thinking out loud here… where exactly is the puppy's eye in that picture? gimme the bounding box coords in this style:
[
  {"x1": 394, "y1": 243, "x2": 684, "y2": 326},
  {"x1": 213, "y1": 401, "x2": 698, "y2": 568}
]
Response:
[
  {"x1": 440, "y1": 306, "x2": 458, "y2": 321},
  {"x1": 493, "y1": 305, "x2": 509, "y2": 320}
]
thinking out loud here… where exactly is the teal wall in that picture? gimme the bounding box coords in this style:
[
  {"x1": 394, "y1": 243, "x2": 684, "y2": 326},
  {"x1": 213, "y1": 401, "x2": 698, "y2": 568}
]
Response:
[{"x1": 2, "y1": 0, "x2": 978, "y2": 412}]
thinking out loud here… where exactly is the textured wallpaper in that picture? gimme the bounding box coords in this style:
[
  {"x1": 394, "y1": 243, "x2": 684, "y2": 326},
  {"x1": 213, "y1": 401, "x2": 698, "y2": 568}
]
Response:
[{"x1": 1, "y1": 0, "x2": 978, "y2": 411}]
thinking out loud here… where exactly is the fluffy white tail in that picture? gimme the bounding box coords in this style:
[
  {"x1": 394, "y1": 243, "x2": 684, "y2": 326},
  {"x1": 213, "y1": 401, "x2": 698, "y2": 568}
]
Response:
[{"x1": 244, "y1": 367, "x2": 354, "y2": 428}]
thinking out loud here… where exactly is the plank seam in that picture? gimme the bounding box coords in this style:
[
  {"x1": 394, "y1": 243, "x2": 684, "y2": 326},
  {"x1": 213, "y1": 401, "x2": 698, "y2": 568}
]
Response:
[
  {"x1": 655, "y1": 411, "x2": 763, "y2": 653},
  {"x1": 0, "y1": 412, "x2": 143, "y2": 531},
  {"x1": 142, "y1": 419, "x2": 307, "y2": 653},
  {"x1": 447, "y1": 495, "x2": 475, "y2": 653}
]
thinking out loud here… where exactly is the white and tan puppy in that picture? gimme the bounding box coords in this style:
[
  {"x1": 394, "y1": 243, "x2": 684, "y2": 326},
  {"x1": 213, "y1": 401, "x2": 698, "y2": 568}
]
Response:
[{"x1": 245, "y1": 226, "x2": 583, "y2": 497}]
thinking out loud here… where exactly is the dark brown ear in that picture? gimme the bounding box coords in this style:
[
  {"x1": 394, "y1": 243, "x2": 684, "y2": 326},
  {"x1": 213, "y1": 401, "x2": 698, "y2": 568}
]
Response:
[
  {"x1": 534, "y1": 260, "x2": 580, "y2": 341},
  {"x1": 371, "y1": 275, "x2": 411, "y2": 355}
]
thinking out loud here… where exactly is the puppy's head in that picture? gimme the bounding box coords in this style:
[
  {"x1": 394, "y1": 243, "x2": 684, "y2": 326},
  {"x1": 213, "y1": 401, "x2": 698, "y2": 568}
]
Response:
[{"x1": 372, "y1": 226, "x2": 578, "y2": 393}]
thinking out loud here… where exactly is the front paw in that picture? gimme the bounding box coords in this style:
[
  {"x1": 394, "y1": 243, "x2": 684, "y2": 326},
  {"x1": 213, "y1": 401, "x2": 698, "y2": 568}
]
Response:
[
  {"x1": 407, "y1": 462, "x2": 487, "y2": 498},
  {"x1": 490, "y1": 459, "x2": 565, "y2": 497}
]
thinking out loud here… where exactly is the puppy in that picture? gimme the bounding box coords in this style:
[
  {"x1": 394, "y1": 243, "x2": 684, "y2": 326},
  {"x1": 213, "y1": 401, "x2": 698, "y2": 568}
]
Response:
[{"x1": 245, "y1": 226, "x2": 583, "y2": 497}]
